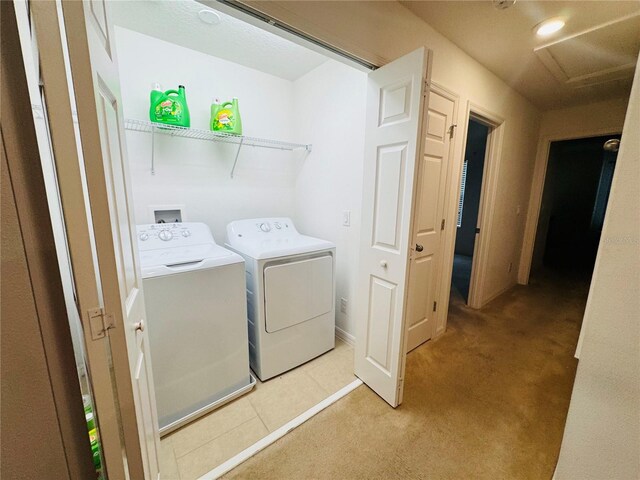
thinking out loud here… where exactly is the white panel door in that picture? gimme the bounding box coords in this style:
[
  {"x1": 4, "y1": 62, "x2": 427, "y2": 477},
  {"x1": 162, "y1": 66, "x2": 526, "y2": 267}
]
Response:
[
  {"x1": 60, "y1": 2, "x2": 160, "y2": 478},
  {"x1": 355, "y1": 48, "x2": 430, "y2": 407},
  {"x1": 406, "y1": 89, "x2": 456, "y2": 352}
]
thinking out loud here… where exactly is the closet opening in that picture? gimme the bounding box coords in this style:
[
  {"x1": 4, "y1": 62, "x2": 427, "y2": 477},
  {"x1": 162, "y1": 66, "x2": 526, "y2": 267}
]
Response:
[{"x1": 109, "y1": 1, "x2": 371, "y2": 474}]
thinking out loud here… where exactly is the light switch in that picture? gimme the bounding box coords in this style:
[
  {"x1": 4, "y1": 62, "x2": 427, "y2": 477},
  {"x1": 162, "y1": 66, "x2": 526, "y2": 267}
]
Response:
[
  {"x1": 340, "y1": 297, "x2": 348, "y2": 314},
  {"x1": 342, "y1": 210, "x2": 351, "y2": 227}
]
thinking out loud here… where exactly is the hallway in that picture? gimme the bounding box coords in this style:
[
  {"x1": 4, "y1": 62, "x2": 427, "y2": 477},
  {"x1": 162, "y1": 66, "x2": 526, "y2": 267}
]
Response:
[{"x1": 224, "y1": 273, "x2": 588, "y2": 479}]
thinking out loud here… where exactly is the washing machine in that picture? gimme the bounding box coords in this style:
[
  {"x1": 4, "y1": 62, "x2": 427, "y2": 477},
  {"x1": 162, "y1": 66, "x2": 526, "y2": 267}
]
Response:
[
  {"x1": 226, "y1": 217, "x2": 336, "y2": 381},
  {"x1": 137, "y1": 222, "x2": 254, "y2": 435}
]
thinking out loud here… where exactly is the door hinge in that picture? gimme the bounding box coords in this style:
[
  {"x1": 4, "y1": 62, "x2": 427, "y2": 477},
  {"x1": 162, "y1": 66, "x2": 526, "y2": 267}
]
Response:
[
  {"x1": 87, "y1": 307, "x2": 115, "y2": 340},
  {"x1": 448, "y1": 124, "x2": 457, "y2": 138},
  {"x1": 433, "y1": 301, "x2": 437, "y2": 312},
  {"x1": 441, "y1": 219, "x2": 445, "y2": 231},
  {"x1": 423, "y1": 79, "x2": 430, "y2": 97}
]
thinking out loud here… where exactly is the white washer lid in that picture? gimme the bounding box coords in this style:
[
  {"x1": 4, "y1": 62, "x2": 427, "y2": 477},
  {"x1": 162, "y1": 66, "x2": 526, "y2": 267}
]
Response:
[{"x1": 226, "y1": 217, "x2": 335, "y2": 260}]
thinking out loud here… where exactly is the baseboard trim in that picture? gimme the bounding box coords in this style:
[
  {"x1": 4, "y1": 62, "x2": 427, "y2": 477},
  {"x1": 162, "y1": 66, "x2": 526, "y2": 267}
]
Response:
[
  {"x1": 478, "y1": 282, "x2": 516, "y2": 308},
  {"x1": 198, "y1": 378, "x2": 363, "y2": 480},
  {"x1": 335, "y1": 326, "x2": 355, "y2": 346}
]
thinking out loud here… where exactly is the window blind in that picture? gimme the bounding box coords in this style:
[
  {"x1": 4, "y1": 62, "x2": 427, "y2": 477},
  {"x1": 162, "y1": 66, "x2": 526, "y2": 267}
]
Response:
[{"x1": 457, "y1": 160, "x2": 468, "y2": 227}]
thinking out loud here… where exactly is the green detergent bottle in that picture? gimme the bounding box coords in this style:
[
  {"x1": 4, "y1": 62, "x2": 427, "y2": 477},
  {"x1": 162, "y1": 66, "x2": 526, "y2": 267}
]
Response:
[
  {"x1": 210, "y1": 97, "x2": 242, "y2": 135},
  {"x1": 149, "y1": 83, "x2": 190, "y2": 128}
]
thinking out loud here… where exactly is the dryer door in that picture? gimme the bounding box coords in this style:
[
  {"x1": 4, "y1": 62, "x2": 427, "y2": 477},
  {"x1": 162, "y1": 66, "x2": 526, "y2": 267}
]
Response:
[{"x1": 264, "y1": 254, "x2": 333, "y2": 333}]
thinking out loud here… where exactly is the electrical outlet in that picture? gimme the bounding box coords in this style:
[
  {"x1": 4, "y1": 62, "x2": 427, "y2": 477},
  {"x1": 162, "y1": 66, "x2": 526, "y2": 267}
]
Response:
[
  {"x1": 340, "y1": 297, "x2": 348, "y2": 314},
  {"x1": 342, "y1": 210, "x2": 351, "y2": 227}
]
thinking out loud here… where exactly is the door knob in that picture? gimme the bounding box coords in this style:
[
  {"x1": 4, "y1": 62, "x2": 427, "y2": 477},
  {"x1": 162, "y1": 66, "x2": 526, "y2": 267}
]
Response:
[
  {"x1": 415, "y1": 244, "x2": 424, "y2": 252},
  {"x1": 134, "y1": 320, "x2": 145, "y2": 332},
  {"x1": 380, "y1": 260, "x2": 388, "y2": 268}
]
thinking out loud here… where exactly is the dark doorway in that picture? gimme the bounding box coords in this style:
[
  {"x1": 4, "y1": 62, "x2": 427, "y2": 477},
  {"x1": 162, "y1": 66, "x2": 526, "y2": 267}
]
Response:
[
  {"x1": 451, "y1": 118, "x2": 489, "y2": 302},
  {"x1": 532, "y1": 134, "x2": 620, "y2": 277}
]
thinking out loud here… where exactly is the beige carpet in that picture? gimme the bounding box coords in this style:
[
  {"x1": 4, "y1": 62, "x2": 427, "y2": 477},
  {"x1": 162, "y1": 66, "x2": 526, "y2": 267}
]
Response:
[{"x1": 225, "y1": 272, "x2": 587, "y2": 479}]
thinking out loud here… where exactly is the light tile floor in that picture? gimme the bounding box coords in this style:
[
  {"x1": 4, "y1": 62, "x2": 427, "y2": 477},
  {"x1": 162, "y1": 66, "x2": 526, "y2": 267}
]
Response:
[{"x1": 160, "y1": 337, "x2": 355, "y2": 480}]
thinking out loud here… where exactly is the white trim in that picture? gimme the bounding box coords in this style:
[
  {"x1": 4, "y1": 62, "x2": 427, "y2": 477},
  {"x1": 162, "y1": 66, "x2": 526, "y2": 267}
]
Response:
[
  {"x1": 335, "y1": 326, "x2": 355, "y2": 346},
  {"x1": 518, "y1": 127, "x2": 623, "y2": 285},
  {"x1": 197, "y1": 378, "x2": 364, "y2": 480},
  {"x1": 481, "y1": 281, "x2": 516, "y2": 307},
  {"x1": 465, "y1": 103, "x2": 506, "y2": 309}
]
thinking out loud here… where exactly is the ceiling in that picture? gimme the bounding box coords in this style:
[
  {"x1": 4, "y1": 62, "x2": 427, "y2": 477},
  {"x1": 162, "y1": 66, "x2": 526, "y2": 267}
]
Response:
[
  {"x1": 109, "y1": 1, "x2": 327, "y2": 81},
  {"x1": 401, "y1": 1, "x2": 640, "y2": 110}
]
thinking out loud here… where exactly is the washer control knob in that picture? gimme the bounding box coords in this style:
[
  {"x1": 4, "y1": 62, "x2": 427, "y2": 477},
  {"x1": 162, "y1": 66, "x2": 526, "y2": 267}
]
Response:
[
  {"x1": 181, "y1": 229, "x2": 191, "y2": 237},
  {"x1": 259, "y1": 222, "x2": 271, "y2": 232},
  {"x1": 274, "y1": 222, "x2": 282, "y2": 229},
  {"x1": 139, "y1": 232, "x2": 149, "y2": 241},
  {"x1": 158, "y1": 229, "x2": 173, "y2": 241}
]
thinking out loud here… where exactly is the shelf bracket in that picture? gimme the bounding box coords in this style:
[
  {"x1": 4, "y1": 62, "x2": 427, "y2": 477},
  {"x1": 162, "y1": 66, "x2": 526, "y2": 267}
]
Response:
[
  {"x1": 230, "y1": 137, "x2": 244, "y2": 179},
  {"x1": 151, "y1": 123, "x2": 156, "y2": 175}
]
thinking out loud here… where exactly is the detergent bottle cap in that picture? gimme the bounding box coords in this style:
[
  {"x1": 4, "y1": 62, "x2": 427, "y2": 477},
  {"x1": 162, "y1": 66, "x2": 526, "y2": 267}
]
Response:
[{"x1": 151, "y1": 82, "x2": 162, "y2": 91}]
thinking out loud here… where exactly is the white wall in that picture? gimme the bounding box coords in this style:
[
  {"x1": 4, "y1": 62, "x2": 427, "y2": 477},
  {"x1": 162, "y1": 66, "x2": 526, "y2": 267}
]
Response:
[
  {"x1": 554, "y1": 59, "x2": 639, "y2": 480},
  {"x1": 248, "y1": 0, "x2": 542, "y2": 311},
  {"x1": 292, "y1": 61, "x2": 367, "y2": 338},
  {"x1": 538, "y1": 97, "x2": 629, "y2": 140},
  {"x1": 115, "y1": 27, "x2": 301, "y2": 243},
  {"x1": 115, "y1": 26, "x2": 369, "y2": 338}
]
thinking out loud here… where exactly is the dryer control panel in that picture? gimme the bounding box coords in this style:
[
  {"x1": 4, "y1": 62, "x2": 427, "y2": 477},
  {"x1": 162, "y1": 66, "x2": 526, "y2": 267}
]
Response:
[{"x1": 227, "y1": 217, "x2": 298, "y2": 241}]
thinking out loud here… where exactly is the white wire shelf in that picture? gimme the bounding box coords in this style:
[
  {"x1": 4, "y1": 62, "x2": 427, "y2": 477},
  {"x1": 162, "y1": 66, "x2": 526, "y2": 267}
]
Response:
[{"x1": 124, "y1": 119, "x2": 311, "y2": 177}]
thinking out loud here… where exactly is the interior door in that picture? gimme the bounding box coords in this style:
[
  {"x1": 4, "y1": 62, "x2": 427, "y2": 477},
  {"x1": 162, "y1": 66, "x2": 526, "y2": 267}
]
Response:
[
  {"x1": 405, "y1": 88, "x2": 456, "y2": 352},
  {"x1": 32, "y1": 1, "x2": 160, "y2": 479},
  {"x1": 64, "y1": 2, "x2": 161, "y2": 478},
  {"x1": 354, "y1": 47, "x2": 431, "y2": 407}
]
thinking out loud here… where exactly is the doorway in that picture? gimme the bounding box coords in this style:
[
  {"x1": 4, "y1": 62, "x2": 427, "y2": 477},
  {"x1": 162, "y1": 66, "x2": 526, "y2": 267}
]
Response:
[
  {"x1": 451, "y1": 118, "x2": 490, "y2": 303},
  {"x1": 24, "y1": 0, "x2": 443, "y2": 476},
  {"x1": 531, "y1": 134, "x2": 620, "y2": 277}
]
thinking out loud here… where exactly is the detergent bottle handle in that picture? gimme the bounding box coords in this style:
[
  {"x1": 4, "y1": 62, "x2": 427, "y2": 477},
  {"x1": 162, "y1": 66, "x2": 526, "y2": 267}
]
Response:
[
  {"x1": 165, "y1": 90, "x2": 180, "y2": 96},
  {"x1": 221, "y1": 102, "x2": 233, "y2": 108}
]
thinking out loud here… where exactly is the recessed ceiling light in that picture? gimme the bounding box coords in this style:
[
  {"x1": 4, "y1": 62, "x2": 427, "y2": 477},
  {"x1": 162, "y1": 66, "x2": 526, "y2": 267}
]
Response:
[
  {"x1": 198, "y1": 9, "x2": 221, "y2": 25},
  {"x1": 535, "y1": 17, "x2": 565, "y2": 37}
]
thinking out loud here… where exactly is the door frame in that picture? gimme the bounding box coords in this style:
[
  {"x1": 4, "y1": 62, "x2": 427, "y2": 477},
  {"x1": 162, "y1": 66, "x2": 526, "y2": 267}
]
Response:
[
  {"x1": 27, "y1": 1, "x2": 156, "y2": 478},
  {"x1": 444, "y1": 102, "x2": 505, "y2": 310},
  {"x1": 2, "y1": 3, "x2": 95, "y2": 476},
  {"x1": 518, "y1": 128, "x2": 623, "y2": 286}
]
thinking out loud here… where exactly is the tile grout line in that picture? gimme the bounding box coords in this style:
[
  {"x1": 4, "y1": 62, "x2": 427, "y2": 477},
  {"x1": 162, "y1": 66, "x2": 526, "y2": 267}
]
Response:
[
  {"x1": 174, "y1": 415, "x2": 260, "y2": 461},
  {"x1": 245, "y1": 382, "x2": 273, "y2": 434},
  {"x1": 251, "y1": 402, "x2": 270, "y2": 435},
  {"x1": 303, "y1": 367, "x2": 334, "y2": 397},
  {"x1": 159, "y1": 437, "x2": 181, "y2": 480},
  {"x1": 196, "y1": 378, "x2": 363, "y2": 480},
  {"x1": 168, "y1": 397, "x2": 261, "y2": 459}
]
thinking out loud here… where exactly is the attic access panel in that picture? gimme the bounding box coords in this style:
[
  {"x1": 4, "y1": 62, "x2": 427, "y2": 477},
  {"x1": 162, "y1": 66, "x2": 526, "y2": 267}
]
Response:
[{"x1": 535, "y1": 13, "x2": 640, "y2": 88}]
